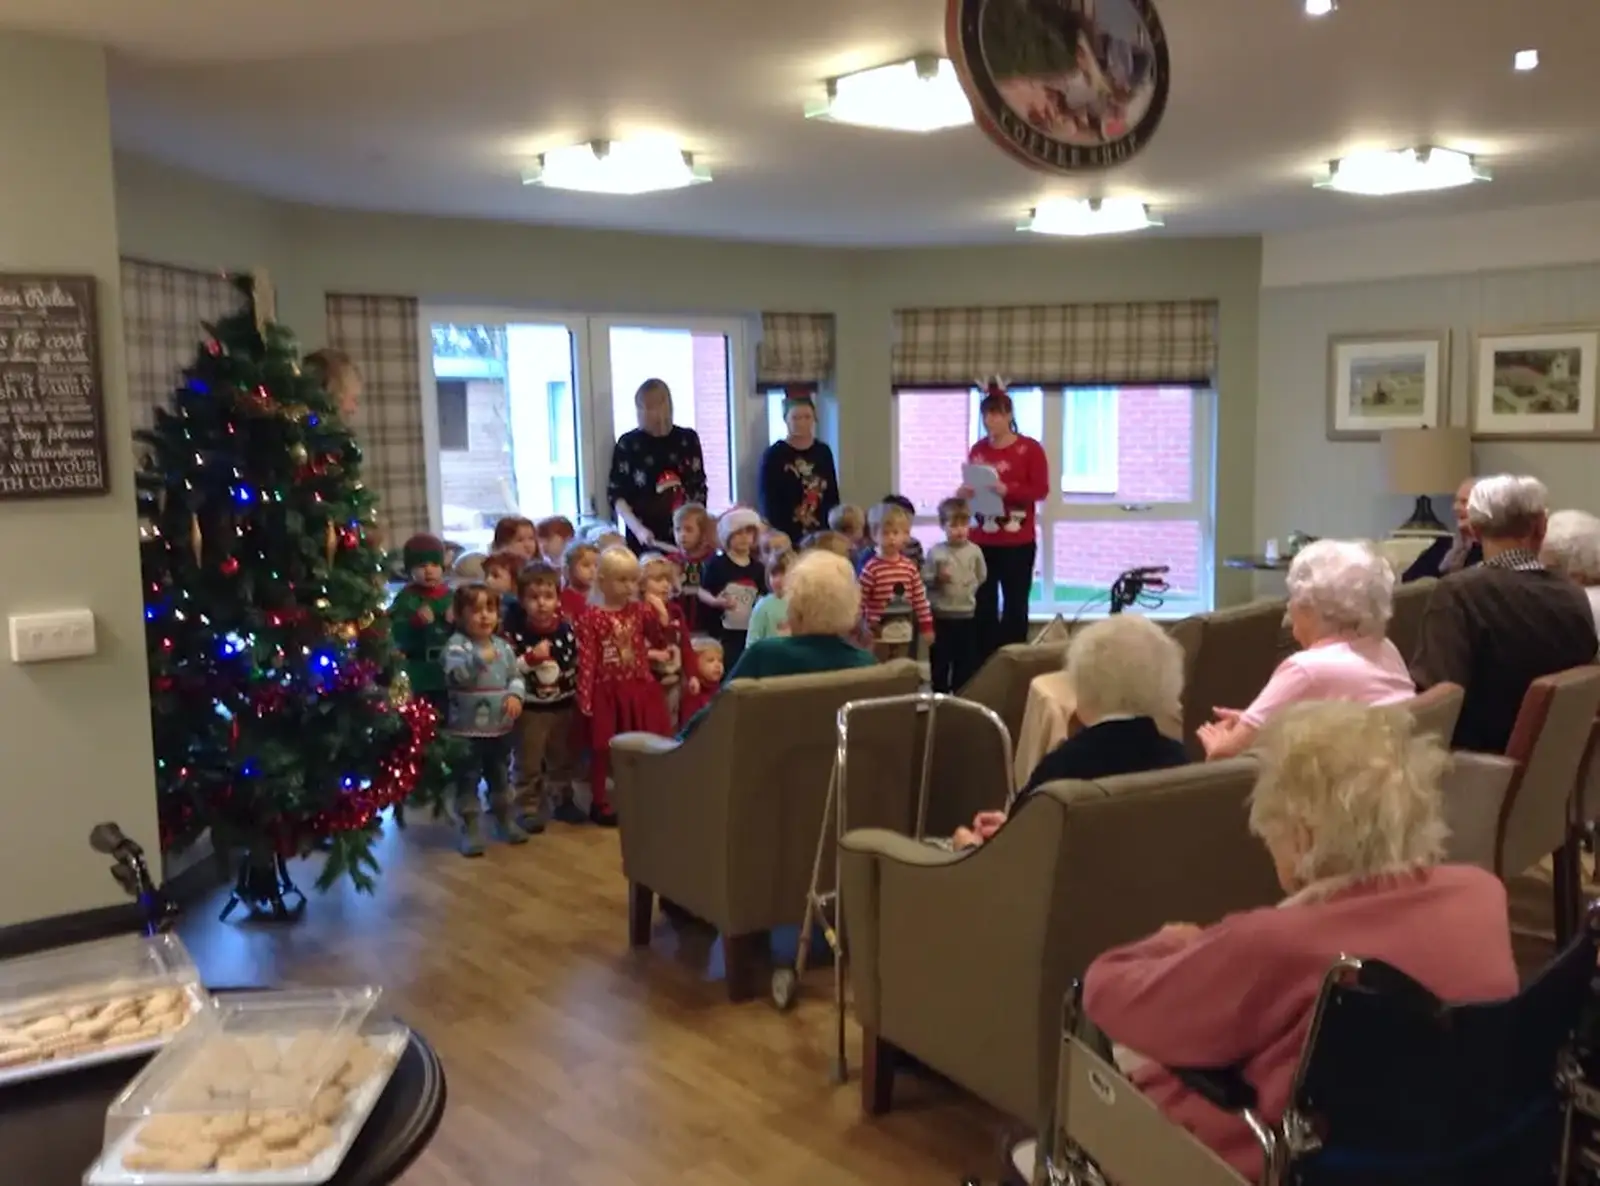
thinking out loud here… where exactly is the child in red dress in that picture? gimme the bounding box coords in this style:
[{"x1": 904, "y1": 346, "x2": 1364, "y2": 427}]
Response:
[
  {"x1": 677, "y1": 638, "x2": 723, "y2": 727},
  {"x1": 575, "y1": 547, "x2": 672, "y2": 825},
  {"x1": 560, "y1": 540, "x2": 599, "y2": 621},
  {"x1": 669, "y1": 502, "x2": 717, "y2": 632},
  {"x1": 640, "y1": 552, "x2": 701, "y2": 725}
]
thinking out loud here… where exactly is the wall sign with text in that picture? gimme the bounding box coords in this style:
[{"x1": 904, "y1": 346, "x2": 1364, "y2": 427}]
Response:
[
  {"x1": 0, "y1": 274, "x2": 109, "y2": 499},
  {"x1": 947, "y1": 0, "x2": 1169, "y2": 174}
]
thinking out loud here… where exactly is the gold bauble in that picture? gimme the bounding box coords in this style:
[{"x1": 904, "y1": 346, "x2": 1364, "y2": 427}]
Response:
[
  {"x1": 389, "y1": 670, "x2": 412, "y2": 707},
  {"x1": 288, "y1": 442, "x2": 309, "y2": 466},
  {"x1": 357, "y1": 611, "x2": 376, "y2": 630},
  {"x1": 281, "y1": 404, "x2": 312, "y2": 423}
]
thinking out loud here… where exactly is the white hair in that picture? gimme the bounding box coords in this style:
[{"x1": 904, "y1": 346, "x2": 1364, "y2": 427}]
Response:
[
  {"x1": 1284, "y1": 539, "x2": 1394, "y2": 639},
  {"x1": 1541, "y1": 509, "x2": 1600, "y2": 583},
  {"x1": 1250, "y1": 702, "x2": 1448, "y2": 883},
  {"x1": 1467, "y1": 473, "x2": 1549, "y2": 541},
  {"x1": 784, "y1": 551, "x2": 860, "y2": 638},
  {"x1": 1066, "y1": 614, "x2": 1184, "y2": 721}
]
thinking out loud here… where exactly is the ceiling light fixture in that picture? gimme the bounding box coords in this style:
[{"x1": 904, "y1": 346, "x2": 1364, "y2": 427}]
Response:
[
  {"x1": 1303, "y1": 0, "x2": 1336, "y2": 16},
  {"x1": 1514, "y1": 49, "x2": 1540, "y2": 71},
  {"x1": 1019, "y1": 198, "x2": 1163, "y2": 237},
  {"x1": 521, "y1": 139, "x2": 711, "y2": 195},
  {"x1": 805, "y1": 55, "x2": 973, "y2": 133},
  {"x1": 1314, "y1": 147, "x2": 1490, "y2": 196}
]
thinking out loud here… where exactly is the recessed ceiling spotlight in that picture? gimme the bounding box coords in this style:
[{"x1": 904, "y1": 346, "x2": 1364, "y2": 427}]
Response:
[
  {"x1": 805, "y1": 55, "x2": 973, "y2": 133},
  {"x1": 521, "y1": 139, "x2": 711, "y2": 195},
  {"x1": 1304, "y1": 0, "x2": 1336, "y2": 16},
  {"x1": 1315, "y1": 146, "x2": 1490, "y2": 196},
  {"x1": 1514, "y1": 49, "x2": 1540, "y2": 71},
  {"x1": 1019, "y1": 198, "x2": 1163, "y2": 237}
]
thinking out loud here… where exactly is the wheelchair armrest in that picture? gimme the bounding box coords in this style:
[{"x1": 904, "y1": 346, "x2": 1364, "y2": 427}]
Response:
[{"x1": 1170, "y1": 1065, "x2": 1258, "y2": 1114}]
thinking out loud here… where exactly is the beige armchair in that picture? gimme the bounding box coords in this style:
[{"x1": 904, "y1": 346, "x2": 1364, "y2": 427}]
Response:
[
  {"x1": 610, "y1": 659, "x2": 922, "y2": 1001},
  {"x1": 957, "y1": 641, "x2": 1072, "y2": 738},
  {"x1": 840, "y1": 758, "x2": 1281, "y2": 1130},
  {"x1": 1169, "y1": 600, "x2": 1288, "y2": 759},
  {"x1": 1388, "y1": 576, "x2": 1437, "y2": 661}
]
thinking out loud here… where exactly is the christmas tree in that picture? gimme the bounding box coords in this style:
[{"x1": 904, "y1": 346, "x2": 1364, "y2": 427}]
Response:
[{"x1": 136, "y1": 275, "x2": 444, "y2": 915}]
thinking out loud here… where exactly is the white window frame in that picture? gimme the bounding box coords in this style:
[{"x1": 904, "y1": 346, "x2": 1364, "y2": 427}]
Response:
[
  {"x1": 889, "y1": 384, "x2": 1216, "y2": 618},
  {"x1": 418, "y1": 307, "x2": 753, "y2": 536}
]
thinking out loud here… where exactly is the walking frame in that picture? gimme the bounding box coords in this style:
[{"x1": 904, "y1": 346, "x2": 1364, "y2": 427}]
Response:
[{"x1": 769, "y1": 692, "x2": 1014, "y2": 1086}]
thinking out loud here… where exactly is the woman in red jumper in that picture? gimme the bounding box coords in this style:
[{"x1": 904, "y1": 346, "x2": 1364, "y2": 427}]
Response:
[{"x1": 957, "y1": 380, "x2": 1050, "y2": 662}]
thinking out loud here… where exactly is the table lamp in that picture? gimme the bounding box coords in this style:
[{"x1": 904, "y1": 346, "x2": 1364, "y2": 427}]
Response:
[{"x1": 1379, "y1": 426, "x2": 1472, "y2": 535}]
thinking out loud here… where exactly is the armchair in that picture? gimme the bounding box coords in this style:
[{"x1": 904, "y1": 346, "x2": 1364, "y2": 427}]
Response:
[
  {"x1": 1169, "y1": 601, "x2": 1288, "y2": 760},
  {"x1": 840, "y1": 758, "x2": 1280, "y2": 1129},
  {"x1": 610, "y1": 659, "x2": 922, "y2": 1001}
]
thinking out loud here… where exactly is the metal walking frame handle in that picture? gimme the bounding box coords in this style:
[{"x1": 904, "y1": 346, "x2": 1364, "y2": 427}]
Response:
[{"x1": 796, "y1": 692, "x2": 1014, "y2": 1085}]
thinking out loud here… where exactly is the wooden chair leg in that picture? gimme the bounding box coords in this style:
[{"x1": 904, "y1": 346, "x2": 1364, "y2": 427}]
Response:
[
  {"x1": 627, "y1": 882, "x2": 654, "y2": 948},
  {"x1": 723, "y1": 931, "x2": 768, "y2": 1002},
  {"x1": 860, "y1": 1026, "x2": 898, "y2": 1115}
]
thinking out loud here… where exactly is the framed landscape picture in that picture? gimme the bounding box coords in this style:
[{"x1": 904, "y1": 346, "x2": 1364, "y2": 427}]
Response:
[
  {"x1": 1471, "y1": 328, "x2": 1600, "y2": 439},
  {"x1": 1326, "y1": 331, "x2": 1449, "y2": 441}
]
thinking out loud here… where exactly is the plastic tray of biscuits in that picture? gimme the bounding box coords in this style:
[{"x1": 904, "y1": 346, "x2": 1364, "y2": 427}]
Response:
[
  {"x1": 85, "y1": 986, "x2": 409, "y2": 1185},
  {"x1": 0, "y1": 932, "x2": 207, "y2": 1087}
]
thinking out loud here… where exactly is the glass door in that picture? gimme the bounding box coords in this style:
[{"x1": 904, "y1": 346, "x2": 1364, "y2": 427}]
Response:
[
  {"x1": 1040, "y1": 385, "x2": 1215, "y2": 617},
  {"x1": 420, "y1": 314, "x2": 589, "y2": 553},
  {"x1": 590, "y1": 318, "x2": 751, "y2": 516}
]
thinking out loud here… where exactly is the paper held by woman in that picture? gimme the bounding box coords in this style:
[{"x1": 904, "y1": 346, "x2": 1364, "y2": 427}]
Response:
[{"x1": 962, "y1": 463, "x2": 1004, "y2": 520}]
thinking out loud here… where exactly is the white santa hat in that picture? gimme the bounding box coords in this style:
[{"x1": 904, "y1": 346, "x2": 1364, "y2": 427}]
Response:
[{"x1": 717, "y1": 506, "x2": 762, "y2": 548}]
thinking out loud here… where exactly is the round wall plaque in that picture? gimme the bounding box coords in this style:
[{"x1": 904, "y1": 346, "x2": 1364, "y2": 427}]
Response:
[{"x1": 947, "y1": 0, "x2": 1170, "y2": 174}]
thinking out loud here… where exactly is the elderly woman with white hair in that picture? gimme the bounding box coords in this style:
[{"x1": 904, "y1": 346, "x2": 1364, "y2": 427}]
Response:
[
  {"x1": 1198, "y1": 540, "x2": 1414, "y2": 760},
  {"x1": 678, "y1": 548, "x2": 874, "y2": 736},
  {"x1": 1541, "y1": 508, "x2": 1600, "y2": 629},
  {"x1": 1412, "y1": 473, "x2": 1597, "y2": 752},
  {"x1": 952, "y1": 614, "x2": 1189, "y2": 849},
  {"x1": 1084, "y1": 702, "x2": 1518, "y2": 1180}
]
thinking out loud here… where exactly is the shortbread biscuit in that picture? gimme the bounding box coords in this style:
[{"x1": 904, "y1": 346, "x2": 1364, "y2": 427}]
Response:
[
  {"x1": 137, "y1": 1114, "x2": 206, "y2": 1148},
  {"x1": 144, "y1": 988, "x2": 183, "y2": 1014},
  {"x1": 23, "y1": 1015, "x2": 69, "y2": 1039},
  {"x1": 258, "y1": 1113, "x2": 311, "y2": 1149},
  {"x1": 202, "y1": 1111, "x2": 252, "y2": 1142},
  {"x1": 297, "y1": 1124, "x2": 335, "y2": 1160},
  {"x1": 125, "y1": 1140, "x2": 218, "y2": 1173},
  {"x1": 311, "y1": 1084, "x2": 347, "y2": 1123},
  {"x1": 217, "y1": 1142, "x2": 272, "y2": 1173}
]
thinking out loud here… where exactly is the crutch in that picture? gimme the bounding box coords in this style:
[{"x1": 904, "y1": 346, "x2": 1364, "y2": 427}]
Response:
[{"x1": 771, "y1": 693, "x2": 1014, "y2": 1088}]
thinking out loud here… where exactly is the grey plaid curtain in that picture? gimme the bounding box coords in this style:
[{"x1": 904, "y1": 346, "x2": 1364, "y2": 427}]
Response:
[
  {"x1": 891, "y1": 301, "x2": 1218, "y2": 387},
  {"x1": 325, "y1": 293, "x2": 428, "y2": 543},
  {"x1": 120, "y1": 259, "x2": 244, "y2": 451},
  {"x1": 756, "y1": 312, "x2": 835, "y2": 386}
]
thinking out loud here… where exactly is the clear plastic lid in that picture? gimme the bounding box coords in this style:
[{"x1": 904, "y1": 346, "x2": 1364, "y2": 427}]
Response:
[
  {"x1": 0, "y1": 933, "x2": 199, "y2": 1027},
  {"x1": 105, "y1": 986, "x2": 382, "y2": 1126}
]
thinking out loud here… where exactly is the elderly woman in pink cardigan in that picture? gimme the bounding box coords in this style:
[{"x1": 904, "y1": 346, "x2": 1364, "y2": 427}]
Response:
[{"x1": 1084, "y1": 701, "x2": 1517, "y2": 1180}]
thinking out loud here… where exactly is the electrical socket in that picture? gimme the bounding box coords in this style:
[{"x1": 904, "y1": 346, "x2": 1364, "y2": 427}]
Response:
[{"x1": 8, "y1": 609, "x2": 96, "y2": 663}]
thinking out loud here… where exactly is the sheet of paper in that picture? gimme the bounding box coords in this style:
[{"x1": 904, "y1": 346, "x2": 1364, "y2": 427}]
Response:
[{"x1": 962, "y1": 463, "x2": 1004, "y2": 520}]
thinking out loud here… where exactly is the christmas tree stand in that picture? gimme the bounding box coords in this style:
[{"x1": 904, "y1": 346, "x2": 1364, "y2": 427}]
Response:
[{"x1": 220, "y1": 847, "x2": 307, "y2": 923}]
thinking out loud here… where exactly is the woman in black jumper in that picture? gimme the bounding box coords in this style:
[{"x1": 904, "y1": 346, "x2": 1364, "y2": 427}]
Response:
[
  {"x1": 607, "y1": 378, "x2": 708, "y2": 552},
  {"x1": 758, "y1": 390, "x2": 839, "y2": 543}
]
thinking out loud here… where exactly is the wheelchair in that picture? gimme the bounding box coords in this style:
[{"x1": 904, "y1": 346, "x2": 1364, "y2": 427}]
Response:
[{"x1": 1021, "y1": 905, "x2": 1600, "y2": 1186}]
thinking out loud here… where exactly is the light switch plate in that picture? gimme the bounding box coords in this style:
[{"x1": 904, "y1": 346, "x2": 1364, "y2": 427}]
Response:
[{"x1": 9, "y1": 609, "x2": 96, "y2": 663}]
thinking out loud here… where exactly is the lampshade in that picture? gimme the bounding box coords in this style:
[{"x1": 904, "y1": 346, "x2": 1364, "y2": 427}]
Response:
[{"x1": 1379, "y1": 427, "x2": 1471, "y2": 495}]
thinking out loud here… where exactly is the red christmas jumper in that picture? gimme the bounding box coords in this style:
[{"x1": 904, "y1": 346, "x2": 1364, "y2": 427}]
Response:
[
  {"x1": 576, "y1": 601, "x2": 672, "y2": 807},
  {"x1": 642, "y1": 598, "x2": 700, "y2": 690}
]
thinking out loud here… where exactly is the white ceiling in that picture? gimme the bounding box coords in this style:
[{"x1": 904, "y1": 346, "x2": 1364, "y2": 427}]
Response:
[{"x1": 7, "y1": 0, "x2": 1600, "y2": 245}]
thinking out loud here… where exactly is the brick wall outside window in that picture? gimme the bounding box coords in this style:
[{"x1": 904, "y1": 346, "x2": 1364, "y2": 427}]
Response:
[
  {"x1": 439, "y1": 378, "x2": 513, "y2": 530},
  {"x1": 690, "y1": 334, "x2": 732, "y2": 514}
]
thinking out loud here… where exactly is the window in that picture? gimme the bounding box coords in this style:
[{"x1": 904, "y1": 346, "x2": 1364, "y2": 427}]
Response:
[
  {"x1": 436, "y1": 380, "x2": 469, "y2": 452},
  {"x1": 892, "y1": 385, "x2": 1213, "y2": 617}
]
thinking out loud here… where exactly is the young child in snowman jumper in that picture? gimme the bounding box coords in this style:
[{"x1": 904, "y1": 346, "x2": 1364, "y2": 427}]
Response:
[
  {"x1": 442, "y1": 583, "x2": 526, "y2": 857},
  {"x1": 696, "y1": 507, "x2": 767, "y2": 670},
  {"x1": 502, "y1": 561, "x2": 581, "y2": 831}
]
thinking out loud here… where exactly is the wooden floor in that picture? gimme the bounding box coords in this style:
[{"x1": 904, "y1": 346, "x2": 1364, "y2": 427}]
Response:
[{"x1": 177, "y1": 816, "x2": 1005, "y2": 1186}]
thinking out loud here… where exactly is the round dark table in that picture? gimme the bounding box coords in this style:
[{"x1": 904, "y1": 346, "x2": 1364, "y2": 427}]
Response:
[{"x1": 0, "y1": 1016, "x2": 445, "y2": 1185}]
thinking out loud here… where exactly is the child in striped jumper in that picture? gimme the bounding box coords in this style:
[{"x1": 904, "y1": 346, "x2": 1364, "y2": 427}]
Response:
[{"x1": 858, "y1": 501, "x2": 933, "y2": 662}]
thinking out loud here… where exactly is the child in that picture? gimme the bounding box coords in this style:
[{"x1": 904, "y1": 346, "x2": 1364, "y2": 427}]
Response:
[
  {"x1": 747, "y1": 549, "x2": 795, "y2": 643},
  {"x1": 640, "y1": 552, "x2": 700, "y2": 723},
  {"x1": 561, "y1": 540, "x2": 599, "y2": 620},
  {"x1": 800, "y1": 530, "x2": 854, "y2": 559},
  {"x1": 678, "y1": 638, "x2": 723, "y2": 726},
  {"x1": 442, "y1": 584, "x2": 527, "y2": 856},
  {"x1": 925, "y1": 497, "x2": 988, "y2": 692},
  {"x1": 670, "y1": 502, "x2": 716, "y2": 631},
  {"x1": 829, "y1": 504, "x2": 870, "y2": 571},
  {"x1": 860, "y1": 502, "x2": 934, "y2": 662},
  {"x1": 589, "y1": 528, "x2": 627, "y2": 555},
  {"x1": 492, "y1": 516, "x2": 539, "y2": 563},
  {"x1": 535, "y1": 515, "x2": 576, "y2": 566},
  {"x1": 698, "y1": 507, "x2": 767, "y2": 670},
  {"x1": 390, "y1": 534, "x2": 455, "y2": 709},
  {"x1": 502, "y1": 562, "x2": 581, "y2": 832},
  {"x1": 877, "y1": 495, "x2": 926, "y2": 568},
  {"x1": 760, "y1": 529, "x2": 792, "y2": 563},
  {"x1": 452, "y1": 552, "x2": 487, "y2": 583},
  {"x1": 482, "y1": 551, "x2": 521, "y2": 617},
  {"x1": 575, "y1": 548, "x2": 672, "y2": 826}
]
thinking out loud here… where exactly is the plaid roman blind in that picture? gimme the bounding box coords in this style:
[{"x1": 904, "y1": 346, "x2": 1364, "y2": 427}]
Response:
[
  {"x1": 120, "y1": 259, "x2": 246, "y2": 449},
  {"x1": 756, "y1": 312, "x2": 835, "y2": 385},
  {"x1": 891, "y1": 301, "x2": 1218, "y2": 387},
  {"x1": 325, "y1": 293, "x2": 428, "y2": 543}
]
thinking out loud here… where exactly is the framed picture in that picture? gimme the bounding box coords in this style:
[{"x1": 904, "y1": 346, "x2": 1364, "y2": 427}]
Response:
[
  {"x1": 1470, "y1": 328, "x2": 1600, "y2": 439},
  {"x1": 1326, "y1": 331, "x2": 1449, "y2": 441}
]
